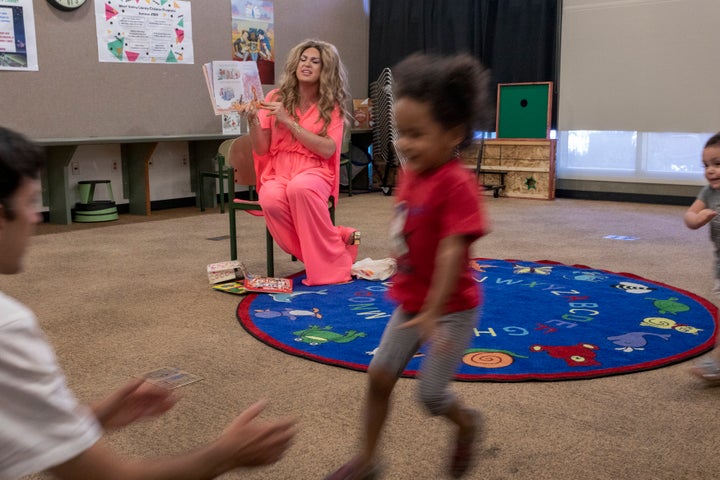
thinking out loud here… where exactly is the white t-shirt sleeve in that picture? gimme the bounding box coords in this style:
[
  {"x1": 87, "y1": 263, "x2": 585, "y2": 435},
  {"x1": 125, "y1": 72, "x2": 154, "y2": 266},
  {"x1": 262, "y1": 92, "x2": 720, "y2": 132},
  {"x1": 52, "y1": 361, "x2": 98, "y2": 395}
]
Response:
[{"x1": 0, "y1": 293, "x2": 102, "y2": 480}]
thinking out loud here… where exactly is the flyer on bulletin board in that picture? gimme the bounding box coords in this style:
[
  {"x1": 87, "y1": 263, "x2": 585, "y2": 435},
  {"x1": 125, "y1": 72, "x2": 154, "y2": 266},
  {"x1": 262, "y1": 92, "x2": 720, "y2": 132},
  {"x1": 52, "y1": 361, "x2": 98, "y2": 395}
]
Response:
[
  {"x1": 231, "y1": 0, "x2": 274, "y2": 84},
  {"x1": 94, "y1": 0, "x2": 194, "y2": 64},
  {"x1": 0, "y1": 0, "x2": 38, "y2": 71}
]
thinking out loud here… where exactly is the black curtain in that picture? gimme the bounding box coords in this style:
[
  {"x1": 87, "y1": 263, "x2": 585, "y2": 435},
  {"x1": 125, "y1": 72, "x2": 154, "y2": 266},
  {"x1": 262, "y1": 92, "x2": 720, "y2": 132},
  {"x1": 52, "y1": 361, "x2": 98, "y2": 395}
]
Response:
[{"x1": 369, "y1": 0, "x2": 559, "y2": 127}]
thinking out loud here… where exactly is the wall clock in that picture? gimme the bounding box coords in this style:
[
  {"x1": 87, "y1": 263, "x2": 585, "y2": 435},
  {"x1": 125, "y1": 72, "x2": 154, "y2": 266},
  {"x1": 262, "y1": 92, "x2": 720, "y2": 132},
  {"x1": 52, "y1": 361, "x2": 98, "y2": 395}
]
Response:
[{"x1": 47, "y1": 0, "x2": 87, "y2": 11}]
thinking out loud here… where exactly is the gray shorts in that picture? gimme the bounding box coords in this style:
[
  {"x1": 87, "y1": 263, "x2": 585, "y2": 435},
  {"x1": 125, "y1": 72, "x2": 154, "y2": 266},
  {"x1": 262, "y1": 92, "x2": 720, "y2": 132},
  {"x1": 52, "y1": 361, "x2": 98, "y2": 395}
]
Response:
[{"x1": 369, "y1": 306, "x2": 479, "y2": 415}]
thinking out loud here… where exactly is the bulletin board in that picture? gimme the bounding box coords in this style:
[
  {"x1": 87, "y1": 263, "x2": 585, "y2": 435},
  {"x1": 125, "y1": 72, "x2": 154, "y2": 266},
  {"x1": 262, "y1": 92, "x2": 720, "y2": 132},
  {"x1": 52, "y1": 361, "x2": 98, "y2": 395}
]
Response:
[
  {"x1": 0, "y1": 1, "x2": 231, "y2": 140},
  {"x1": 0, "y1": 0, "x2": 370, "y2": 142},
  {"x1": 496, "y1": 82, "x2": 553, "y2": 139}
]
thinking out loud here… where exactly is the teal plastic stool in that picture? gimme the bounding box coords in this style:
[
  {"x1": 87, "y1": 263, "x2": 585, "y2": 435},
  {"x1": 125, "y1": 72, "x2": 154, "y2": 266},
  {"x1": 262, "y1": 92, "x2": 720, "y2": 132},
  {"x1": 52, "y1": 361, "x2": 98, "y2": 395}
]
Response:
[{"x1": 74, "y1": 180, "x2": 119, "y2": 223}]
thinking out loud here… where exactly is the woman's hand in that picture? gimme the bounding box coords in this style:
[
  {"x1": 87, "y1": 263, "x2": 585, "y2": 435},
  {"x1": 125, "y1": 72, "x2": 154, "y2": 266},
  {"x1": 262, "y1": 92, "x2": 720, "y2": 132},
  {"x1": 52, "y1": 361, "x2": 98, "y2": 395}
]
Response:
[
  {"x1": 259, "y1": 101, "x2": 292, "y2": 126},
  {"x1": 240, "y1": 101, "x2": 261, "y2": 127}
]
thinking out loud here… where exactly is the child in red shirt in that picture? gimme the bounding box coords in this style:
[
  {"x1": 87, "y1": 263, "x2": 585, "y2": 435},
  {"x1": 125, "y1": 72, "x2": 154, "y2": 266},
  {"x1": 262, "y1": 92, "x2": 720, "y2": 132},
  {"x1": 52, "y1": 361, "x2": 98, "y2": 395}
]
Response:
[{"x1": 325, "y1": 53, "x2": 491, "y2": 480}]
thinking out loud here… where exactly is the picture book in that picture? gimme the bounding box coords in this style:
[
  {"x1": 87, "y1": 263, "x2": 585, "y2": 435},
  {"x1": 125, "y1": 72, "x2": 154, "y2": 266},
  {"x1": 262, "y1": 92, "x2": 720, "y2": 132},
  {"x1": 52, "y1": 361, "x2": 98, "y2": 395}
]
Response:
[
  {"x1": 212, "y1": 280, "x2": 249, "y2": 295},
  {"x1": 207, "y1": 260, "x2": 244, "y2": 284},
  {"x1": 235, "y1": 262, "x2": 293, "y2": 293},
  {"x1": 138, "y1": 367, "x2": 203, "y2": 390},
  {"x1": 244, "y1": 275, "x2": 293, "y2": 294},
  {"x1": 203, "y1": 60, "x2": 263, "y2": 115}
]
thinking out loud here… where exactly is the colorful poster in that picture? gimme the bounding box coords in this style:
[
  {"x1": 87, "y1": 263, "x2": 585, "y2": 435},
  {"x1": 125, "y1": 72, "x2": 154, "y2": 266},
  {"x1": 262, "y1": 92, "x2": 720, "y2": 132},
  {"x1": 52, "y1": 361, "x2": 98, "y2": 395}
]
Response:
[
  {"x1": 94, "y1": 0, "x2": 194, "y2": 64},
  {"x1": 231, "y1": 0, "x2": 274, "y2": 84},
  {"x1": 0, "y1": 0, "x2": 38, "y2": 71}
]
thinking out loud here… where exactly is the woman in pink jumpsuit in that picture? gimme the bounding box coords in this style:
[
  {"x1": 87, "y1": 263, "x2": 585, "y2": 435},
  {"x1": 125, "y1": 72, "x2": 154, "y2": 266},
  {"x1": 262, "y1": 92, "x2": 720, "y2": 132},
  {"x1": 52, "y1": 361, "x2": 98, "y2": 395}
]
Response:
[{"x1": 245, "y1": 39, "x2": 359, "y2": 285}]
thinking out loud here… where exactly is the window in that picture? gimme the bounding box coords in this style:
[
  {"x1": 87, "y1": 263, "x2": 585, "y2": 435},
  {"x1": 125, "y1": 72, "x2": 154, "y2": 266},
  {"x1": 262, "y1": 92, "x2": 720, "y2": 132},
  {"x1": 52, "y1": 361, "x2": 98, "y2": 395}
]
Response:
[{"x1": 557, "y1": 131, "x2": 713, "y2": 183}]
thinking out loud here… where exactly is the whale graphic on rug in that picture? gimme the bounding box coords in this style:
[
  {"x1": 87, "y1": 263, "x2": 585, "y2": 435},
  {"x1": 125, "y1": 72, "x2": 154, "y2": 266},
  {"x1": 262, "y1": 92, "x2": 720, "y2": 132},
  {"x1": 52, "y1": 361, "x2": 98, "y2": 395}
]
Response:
[
  {"x1": 607, "y1": 332, "x2": 671, "y2": 352},
  {"x1": 270, "y1": 289, "x2": 328, "y2": 303}
]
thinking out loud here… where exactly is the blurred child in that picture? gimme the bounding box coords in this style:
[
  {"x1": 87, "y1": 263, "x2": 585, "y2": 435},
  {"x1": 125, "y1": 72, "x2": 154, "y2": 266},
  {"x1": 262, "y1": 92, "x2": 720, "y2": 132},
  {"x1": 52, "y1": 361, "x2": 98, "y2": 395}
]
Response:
[
  {"x1": 0, "y1": 127, "x2": 295, "y2": 479},
  {"x1": 685, "y1": 132, "x2": 720, "y2": 382},
  {"x1": 323, "y1": 53, "x2": 491, "y2": 479}
]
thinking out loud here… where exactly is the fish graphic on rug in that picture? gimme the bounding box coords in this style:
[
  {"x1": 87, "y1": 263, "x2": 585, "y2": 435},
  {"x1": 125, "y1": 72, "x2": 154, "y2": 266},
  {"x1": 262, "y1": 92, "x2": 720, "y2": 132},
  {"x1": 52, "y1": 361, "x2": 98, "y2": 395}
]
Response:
[
  {"x1": 255, "y1": 307, "x2": 321, "y2": 320},
  {"x1": 270, "y1": 289, "x2": 328, "y2": 303},
  {"x1": 611, "y1": 281, "x2": 656, "y2": 294}
]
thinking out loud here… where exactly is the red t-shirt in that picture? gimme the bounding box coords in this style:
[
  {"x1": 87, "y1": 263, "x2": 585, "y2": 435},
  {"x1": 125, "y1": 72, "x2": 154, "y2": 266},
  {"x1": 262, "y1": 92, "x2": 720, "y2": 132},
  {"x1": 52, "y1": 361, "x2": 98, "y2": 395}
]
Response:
[{"x1": 388, "y1": 159, "x2": 487, "y2": 313}]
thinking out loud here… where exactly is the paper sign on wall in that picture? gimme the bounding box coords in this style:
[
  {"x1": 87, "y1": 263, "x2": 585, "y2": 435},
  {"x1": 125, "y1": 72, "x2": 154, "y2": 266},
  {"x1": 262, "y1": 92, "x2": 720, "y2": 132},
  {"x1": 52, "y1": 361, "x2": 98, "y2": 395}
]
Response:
[{"x1": 94, "y1": 0, "x2": 194, "y2": 64}]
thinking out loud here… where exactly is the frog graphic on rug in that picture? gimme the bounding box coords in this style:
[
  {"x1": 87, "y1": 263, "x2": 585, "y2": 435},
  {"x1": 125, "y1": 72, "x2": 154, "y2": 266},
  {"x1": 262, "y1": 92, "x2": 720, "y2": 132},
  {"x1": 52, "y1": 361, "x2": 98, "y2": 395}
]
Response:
[{"x1": 293, "y1": 325, "x2": 366, "y2": 346}]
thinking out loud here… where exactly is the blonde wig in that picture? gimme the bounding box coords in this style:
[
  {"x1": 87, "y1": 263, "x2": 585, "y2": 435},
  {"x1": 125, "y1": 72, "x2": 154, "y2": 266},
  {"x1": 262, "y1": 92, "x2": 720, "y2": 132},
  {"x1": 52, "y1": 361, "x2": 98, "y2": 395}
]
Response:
[{"x1": 274, "y1": 39, "x2": 350, "y2": 136}]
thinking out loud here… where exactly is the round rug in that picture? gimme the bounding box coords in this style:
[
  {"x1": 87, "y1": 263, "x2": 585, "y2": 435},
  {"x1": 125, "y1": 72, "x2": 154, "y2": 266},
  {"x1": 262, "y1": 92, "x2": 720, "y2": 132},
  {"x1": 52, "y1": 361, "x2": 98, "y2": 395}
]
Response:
[{"x1": 236, "y1": 259, "x2": 718, "y2": 381}]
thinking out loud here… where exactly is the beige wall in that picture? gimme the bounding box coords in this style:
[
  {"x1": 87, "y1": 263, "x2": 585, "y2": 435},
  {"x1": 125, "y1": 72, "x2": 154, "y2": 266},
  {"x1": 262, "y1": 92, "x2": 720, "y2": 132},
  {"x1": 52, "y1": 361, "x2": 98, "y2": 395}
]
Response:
[
  {"x1": 273, "y1": 0, "x2": 370, "y2": 98},
  {"x1": 559, "y1": 0, "x2": 720, "y2": 133},
  {"x1": 1, "y1": 0, "x2": 369, "y2": 140}
]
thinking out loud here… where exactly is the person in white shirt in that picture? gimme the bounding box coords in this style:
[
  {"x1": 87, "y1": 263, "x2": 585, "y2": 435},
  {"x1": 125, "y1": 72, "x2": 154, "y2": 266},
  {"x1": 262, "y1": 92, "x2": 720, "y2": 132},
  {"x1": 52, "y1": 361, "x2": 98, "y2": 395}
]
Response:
[{"x1": 0, "y1": 126, "x2": 296, "y2": 480}]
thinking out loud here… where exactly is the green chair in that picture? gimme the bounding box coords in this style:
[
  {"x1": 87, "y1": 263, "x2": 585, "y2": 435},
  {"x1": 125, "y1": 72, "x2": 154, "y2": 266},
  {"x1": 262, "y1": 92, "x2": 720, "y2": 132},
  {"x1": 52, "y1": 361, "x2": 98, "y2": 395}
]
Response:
[
  {"x1": 73, "y1": 180, "x2": 119, "y2": 223},
  {"x1": 227, "y1": 136, "x2": 335, "y2": 277},
  {"x1": 198, "y1": 138, "x2": 235, "y2": 213}
]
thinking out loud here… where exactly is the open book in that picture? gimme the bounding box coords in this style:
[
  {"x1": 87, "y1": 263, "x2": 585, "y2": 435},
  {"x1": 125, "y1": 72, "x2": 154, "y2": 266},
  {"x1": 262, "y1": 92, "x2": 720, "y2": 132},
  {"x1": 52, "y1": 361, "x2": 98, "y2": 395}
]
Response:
[
  {"x1": 238, "y1": 262, "x2": 293, "y2": 294},
  {"x1": 203, "y1": 60, "x2": 263, "y2": 115}
]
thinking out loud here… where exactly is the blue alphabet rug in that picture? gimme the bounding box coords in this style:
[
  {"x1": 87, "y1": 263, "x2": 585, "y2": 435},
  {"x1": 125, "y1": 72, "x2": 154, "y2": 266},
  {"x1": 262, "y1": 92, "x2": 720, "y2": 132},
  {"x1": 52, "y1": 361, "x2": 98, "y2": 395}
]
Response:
[{"x1": 236, "y1": 259, "x2": 718, "y2": 381}]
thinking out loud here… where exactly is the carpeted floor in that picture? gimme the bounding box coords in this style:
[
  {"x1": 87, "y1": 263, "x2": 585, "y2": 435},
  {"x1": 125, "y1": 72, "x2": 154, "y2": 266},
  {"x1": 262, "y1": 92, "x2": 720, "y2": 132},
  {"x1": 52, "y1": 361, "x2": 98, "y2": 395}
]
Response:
[{"x1": 7, "y1": 193, "x2": 720, "y2": 480}]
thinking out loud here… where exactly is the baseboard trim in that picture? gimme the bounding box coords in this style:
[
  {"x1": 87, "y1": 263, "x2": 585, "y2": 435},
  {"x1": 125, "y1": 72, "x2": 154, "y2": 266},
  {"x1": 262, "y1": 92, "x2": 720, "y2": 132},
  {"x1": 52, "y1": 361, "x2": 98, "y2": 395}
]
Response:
[
  {"x1": 41, "y1": 197, "x2": 198, "y2": 223},
  {"x1": 150, "y1": 196, "x2": 197, "y2": 210},
  {"x1": 556, "y1": 189, "x2": 693, "y2": 206},
  {"x1": 42, "y1": 190, "x2": 693, "y2": 224}
]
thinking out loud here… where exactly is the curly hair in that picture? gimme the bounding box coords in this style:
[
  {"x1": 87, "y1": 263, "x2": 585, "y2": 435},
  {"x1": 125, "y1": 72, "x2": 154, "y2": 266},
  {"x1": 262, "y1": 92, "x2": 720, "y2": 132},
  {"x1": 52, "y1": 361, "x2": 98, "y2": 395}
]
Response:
[
  {"x1": 392, "y1": 52, "x2": 492, "y2": 149},
  {"x1": 273, "y1": 39, "x2": 350, "y2": 136},
  {"x1": 0, "y1": 127, "x2": 44, "y2": 220},
  {"x1": 705, "y1": 132, "x2": 720, "y2": 149}
]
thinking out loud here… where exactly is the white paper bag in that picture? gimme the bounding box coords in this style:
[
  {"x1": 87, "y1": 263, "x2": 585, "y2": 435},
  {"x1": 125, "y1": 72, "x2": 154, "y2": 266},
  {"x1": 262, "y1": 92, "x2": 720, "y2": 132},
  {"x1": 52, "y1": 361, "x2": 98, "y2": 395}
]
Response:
[{"x1": 351, "y1": 257, "x2": 397, "y2": 281}]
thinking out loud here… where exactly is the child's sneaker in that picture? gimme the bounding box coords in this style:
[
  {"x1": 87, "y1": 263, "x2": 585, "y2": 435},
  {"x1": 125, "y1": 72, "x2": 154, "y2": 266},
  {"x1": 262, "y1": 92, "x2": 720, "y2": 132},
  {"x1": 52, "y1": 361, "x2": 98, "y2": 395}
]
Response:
[
  {"x1": 690, "y1": 356, "x2": 720, "y2": 384},
  {"x1": 323, "y1": 458, "x2": 379, "y2": 480},
  {"x1": 449, "y1": 409, "x2": 483, "y2": 478}
]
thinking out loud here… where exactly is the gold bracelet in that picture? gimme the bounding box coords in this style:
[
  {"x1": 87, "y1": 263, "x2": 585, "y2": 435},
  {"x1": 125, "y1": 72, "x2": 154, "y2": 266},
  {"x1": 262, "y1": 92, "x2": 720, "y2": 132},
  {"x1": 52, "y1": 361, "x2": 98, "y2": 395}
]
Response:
[
  {"x1": 291, "y1": 121, "x2": 302, "y2": 136},
  {"x1": 247, "y1": 116, "x2": 260, "y2": 127}
]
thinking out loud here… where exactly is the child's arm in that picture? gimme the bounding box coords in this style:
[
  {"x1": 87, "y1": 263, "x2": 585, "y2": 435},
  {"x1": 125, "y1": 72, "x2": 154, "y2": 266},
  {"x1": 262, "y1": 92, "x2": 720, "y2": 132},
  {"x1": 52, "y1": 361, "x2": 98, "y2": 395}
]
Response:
[
  {"x1": 684, "y1": 199, "x2": 716, "y2": 229},
  {"x1": 399, "y1": 234, "x2": 468, "y2": 340}
]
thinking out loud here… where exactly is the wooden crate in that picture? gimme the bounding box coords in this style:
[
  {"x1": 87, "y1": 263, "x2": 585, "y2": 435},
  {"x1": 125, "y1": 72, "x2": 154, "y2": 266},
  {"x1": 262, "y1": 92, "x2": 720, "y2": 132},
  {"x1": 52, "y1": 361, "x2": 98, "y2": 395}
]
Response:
[
  {"x1": 459, "y1": 142, "x2": 482, "y2": 171},
  {"x1": 478, "y1": 139, "x2": 556, "y2": 199}
]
